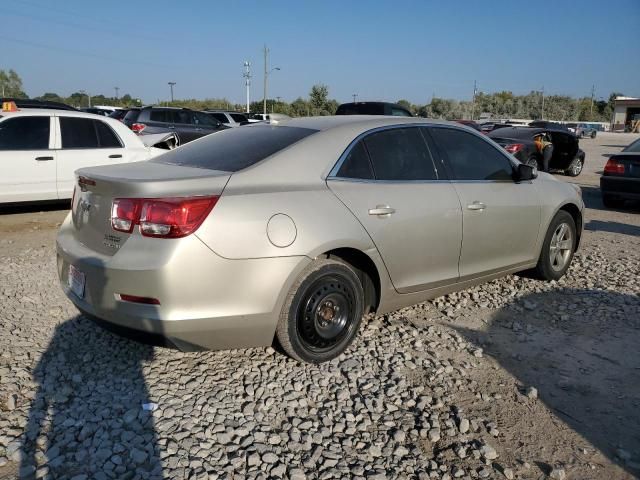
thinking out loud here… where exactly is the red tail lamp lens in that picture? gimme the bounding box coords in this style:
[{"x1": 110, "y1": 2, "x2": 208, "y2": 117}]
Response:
[
  {"x1": 504, "y1": 143, "x2": 524, "y2": 154},
  {"x1": 604, "y1": 158, "x2": 625, "y2": 175},
  {"x1": 111, "y1": 196, "x2": 218, "y2": 238},
  {"x1": 131, "y1": 123, "x2": 146, "y2": 133}
]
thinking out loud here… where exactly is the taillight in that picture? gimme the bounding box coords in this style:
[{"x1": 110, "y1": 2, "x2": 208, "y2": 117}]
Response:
[
  {"x1": 131, "y1": 123, "x2": 146, "y2": 133},
  {"x1": 604, "y1": 158, "x2": 625, "y2": 175},
  {"x1": 111, "y1": 196, "x2": 218, "y2": 238},
  {"x1": 504, "y1": 143, "x2": 524, "y2": 154},
  {"x1": 111, "y1": 198, "x2": 141, "y2": 233}
]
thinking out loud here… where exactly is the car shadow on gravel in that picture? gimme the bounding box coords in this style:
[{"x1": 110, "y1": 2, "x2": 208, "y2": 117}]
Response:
[
  {"x1": 18, "y1": 315, "x2": 163, "y2": 479},
  {"x1": 454, "y1": 288, "x2": 640, "y2": 477}
]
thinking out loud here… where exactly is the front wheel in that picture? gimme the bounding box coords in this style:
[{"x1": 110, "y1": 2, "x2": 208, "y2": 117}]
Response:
[
  {"x1": 276, "y1": 259, "x2": 365, "y2": 363},
  {"x1": 533, "y1": 211, "x2": 576, "y2": 281},
  {"x1": 565, "y1": 157, "x2": 583, "y2": 177}
]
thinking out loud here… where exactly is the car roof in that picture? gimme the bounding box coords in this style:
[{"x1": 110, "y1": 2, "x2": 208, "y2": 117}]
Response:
[
  {"x1": 269, "y1": 115, "x2": 451, "y2": 133},
  {"x1": 0, "y1": 108, "x2": 127, "y2": 118}
]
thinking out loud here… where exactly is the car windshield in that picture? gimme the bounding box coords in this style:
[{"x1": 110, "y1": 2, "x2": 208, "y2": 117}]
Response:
[{"x1": 151, "y1": 125, "x2": 318, "y2": 172}]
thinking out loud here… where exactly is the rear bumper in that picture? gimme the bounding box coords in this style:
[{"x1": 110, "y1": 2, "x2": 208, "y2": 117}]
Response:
[
  {"x1": 600, "y1": 176, "x2": 640, "y2": 200},
  {"x1": 56, "y1": 216, "x2": 310, "y2": 351}
]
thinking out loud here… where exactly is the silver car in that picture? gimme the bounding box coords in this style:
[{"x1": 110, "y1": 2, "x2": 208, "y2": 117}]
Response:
[{"x1": 57, "y1": 116, "x2": 584, "y2": 363}]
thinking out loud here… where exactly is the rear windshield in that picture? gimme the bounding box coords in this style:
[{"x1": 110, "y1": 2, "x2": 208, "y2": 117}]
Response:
[
  {"x1": 151, "y1": 125, "x2": 318, "y2": 172},
  {"x1": 123, "y1": 109, "x2": 140, "y2": 121}
]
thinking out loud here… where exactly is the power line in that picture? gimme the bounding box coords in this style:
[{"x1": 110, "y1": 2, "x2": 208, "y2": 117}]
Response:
[{"x1": 0, "y1": 34, "x2": 170, "y2": 69}]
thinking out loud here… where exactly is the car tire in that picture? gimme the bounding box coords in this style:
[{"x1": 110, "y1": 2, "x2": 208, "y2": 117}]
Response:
[
  {"x1": 533, "y1": 211, "x2": 576, "y2": 281},
  {"x1": 591, "y1": 131, "x2": 597, "y2": 138},
  {"x1": 602, "y1": 194, "x2": 624, "y2": 208},
  {"x1": 276, "y1": 258, "x2": 365, "y2": 363},
  {"x1": 565, "y1": 157, "x2": 583, "y2": 177},
  {"x1": 526, "y1": 156, "x2": 540, "y2": 169}
]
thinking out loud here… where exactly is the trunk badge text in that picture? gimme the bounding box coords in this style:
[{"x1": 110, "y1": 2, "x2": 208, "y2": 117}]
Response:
[
  {"x1": 103, "y1": 234, "x2": 122, "y2": 249},
  {"x1": 79, "y1": 199, "x2": 92, "y2": 212}
]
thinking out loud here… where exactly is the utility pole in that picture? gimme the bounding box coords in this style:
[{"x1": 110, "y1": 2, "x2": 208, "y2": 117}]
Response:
[
  {"x1": 80, "y1": 90, "x2": 91, "y2": 108},
  {"x1": 352, "y1": 93, "x2": 358, "y2": 103},
  {"x1": 114, "y1": 86, "x2": 119, "y2": 101},
  {"x1": 590, "y1": 84, "x2": 595, "y2": 119},
  {"x1": 262, "y1": 45, "x2": 280, "y2": 116},
  {"x1": 243, "y1": 61, "x2": 251, "y2": 114},
  {"x1": 471, "y1": 80, "x2": 477, "y2": 121},
  {"x1": 541, "y1": 86, "x2": 545, "y2": 120},
  {"x1": 168, "y1": 82, "x2": 176, "y2": 103},
  {"x1": 263, "y1": 45, "x2": 268, "y2": 116}
]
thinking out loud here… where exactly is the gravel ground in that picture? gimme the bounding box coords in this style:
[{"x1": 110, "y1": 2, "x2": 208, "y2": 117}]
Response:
[{"x1": 0, "y1": 133, "x2": 639, "y2": 480}]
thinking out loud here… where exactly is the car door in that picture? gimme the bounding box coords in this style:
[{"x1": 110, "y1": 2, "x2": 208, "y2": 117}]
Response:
[
  {"x1": 0, "y1": 115, "x2": 57, "y2": 203},
  {"x1": 327, "y1": 126, "x2": 462, "y2": 293},
  {"x1": 427, "y1": 126, "x2": 541, "y2": 279},
  {"x1": 55, "y1": 116, "x2": 130, "y2": 199},
  {"x1": 171, "y1": 110, "x2": 198, "y2": 143}
]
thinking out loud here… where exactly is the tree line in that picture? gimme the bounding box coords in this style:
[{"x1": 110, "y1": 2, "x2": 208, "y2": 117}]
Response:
[{"x1": 1, "y1": 68, "x2": 623, "y2": 122}]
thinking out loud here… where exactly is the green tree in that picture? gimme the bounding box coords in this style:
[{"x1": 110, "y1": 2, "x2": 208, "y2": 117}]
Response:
[
  {"x1": 309, "y1": 84, "x2": 330, "y2": 115},
  {"x1": 0, "y1": 69, "x2": 27, "y2": 98}
]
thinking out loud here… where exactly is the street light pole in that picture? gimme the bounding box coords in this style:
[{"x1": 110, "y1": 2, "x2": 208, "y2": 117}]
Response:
[
  {"x1": 80, "y1": 90, "x2": 91, "y2": 108},
  {"x1": 590, "y1": 85, "x2": 595, "y2": 119},
  {"x1": 243, "y1": 61, "x2": 251, "y2": 114},
  {"x1": 352, "y1": 93, "x2": 358, "y2": 103},
  {"x1": 168, "y1": 82, "x2": 176, "y2": 103},
  {"x1": 114, "y1": 86, "x2": 119, "y2": 101},
  {"x1": 541, "y1": 86, "x2": 545, "y2": 120}
]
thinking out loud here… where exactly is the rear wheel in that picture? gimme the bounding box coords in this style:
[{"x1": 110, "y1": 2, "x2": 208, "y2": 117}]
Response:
[
  {"x1": 276, "y1": 259, "x2": 365, "y2": 363},
  {"x1": 565, "y1": 157, "x2": 583, "y2": 177},
  {"x1": 533, "y1": 211, "x2": 576, "y2": 281},
  {"x1": 602, "y1": 194, "x2": 624, "y2": 208},
  {"x1": 591, "y1": 131, "x2": 597, "y2": 138},
  {"x1": 526, "y1": 156, "x2": 540, "y2": 169}
]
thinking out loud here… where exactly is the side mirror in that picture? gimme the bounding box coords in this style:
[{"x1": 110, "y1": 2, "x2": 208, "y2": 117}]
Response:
[{"x1": 516, "y1": 163, "x2": 537, "y2": 181}]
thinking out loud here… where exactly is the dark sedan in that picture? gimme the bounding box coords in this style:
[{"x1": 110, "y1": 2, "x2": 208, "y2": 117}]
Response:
[
  {"x1": 601, "y1": 149, "x2": 640, "y2": 208},
  {"x1": 488, "y1": 127, "x2": 585, "y2": 177}
]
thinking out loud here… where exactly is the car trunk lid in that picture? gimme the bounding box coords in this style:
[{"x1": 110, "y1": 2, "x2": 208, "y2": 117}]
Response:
[{"x1": 71, "y1": 161, "x2": 231, "y2": 256}]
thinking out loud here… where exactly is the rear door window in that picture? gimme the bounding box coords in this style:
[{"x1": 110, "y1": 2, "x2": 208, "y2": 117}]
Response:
[
  {"x1": 60, "y1": 117, "x2": 99, "y2": 149},
  {"x1": 193, "y1": 111, "x2": 218, "y2": 127},
  {"x1": 149, "y1": 110, "x2": 168, "y2": 123},
  {"x1": 428, "y1": 127, "x2": 514, "y2": 181},
  {"x1": 230, "y1": 113, "x2": 248, "y2": 123},
  {"x1": 336, "y1": 141, "x2": 374, "y2": 179},
  {"x1": 95, "y1": 121, "x2": 123, "y2": 148},
  {"x1": 0, "y1": 116, "x2": 50, "y2": 150},
  {"x1": 173, "y1": 110, "x2": 193, "y2": 125},
  {"x1": 363, "y1": 127, "x2": 437, "y2": 180},
  {"x1": 152, "y1": 125, "x2": 318, "y2": 172}
]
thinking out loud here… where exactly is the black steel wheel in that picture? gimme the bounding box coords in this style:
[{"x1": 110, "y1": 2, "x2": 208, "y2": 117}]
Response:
[{"x1": 277, "y1": 259, "x2": 364, "y2": 363}]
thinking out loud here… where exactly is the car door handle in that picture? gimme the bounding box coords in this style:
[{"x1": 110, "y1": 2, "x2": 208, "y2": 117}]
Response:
[
  {"x1": 168, "y1": 125, "x2": 175, "y2": 129},
  {"x1": 108, "y1": 154, "x2": 122, "y2": 159},
  {"x1": 35, "y1": 156, "x2": 54, "y2": 161},
  {"x1": 467, "y1": 201, "x2": 486, "y2": 211},
  {"x1": 368, "y1": 205, "x2": 396, "y2": 216}
]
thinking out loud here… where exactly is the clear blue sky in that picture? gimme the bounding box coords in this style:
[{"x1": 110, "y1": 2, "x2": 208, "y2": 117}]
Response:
[{"x1": 1, "y1": 0, "x2": 639, "y2": 104}]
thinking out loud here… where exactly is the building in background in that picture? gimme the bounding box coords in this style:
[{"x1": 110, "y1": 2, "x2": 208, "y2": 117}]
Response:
[{"x1": 612, "y1": 97, "x2": 640, "y2": 132}]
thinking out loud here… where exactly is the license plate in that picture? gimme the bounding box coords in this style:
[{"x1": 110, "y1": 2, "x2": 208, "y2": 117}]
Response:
[{"x1": 68, "y1": 264, "x2": 86, "y2": 298}]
